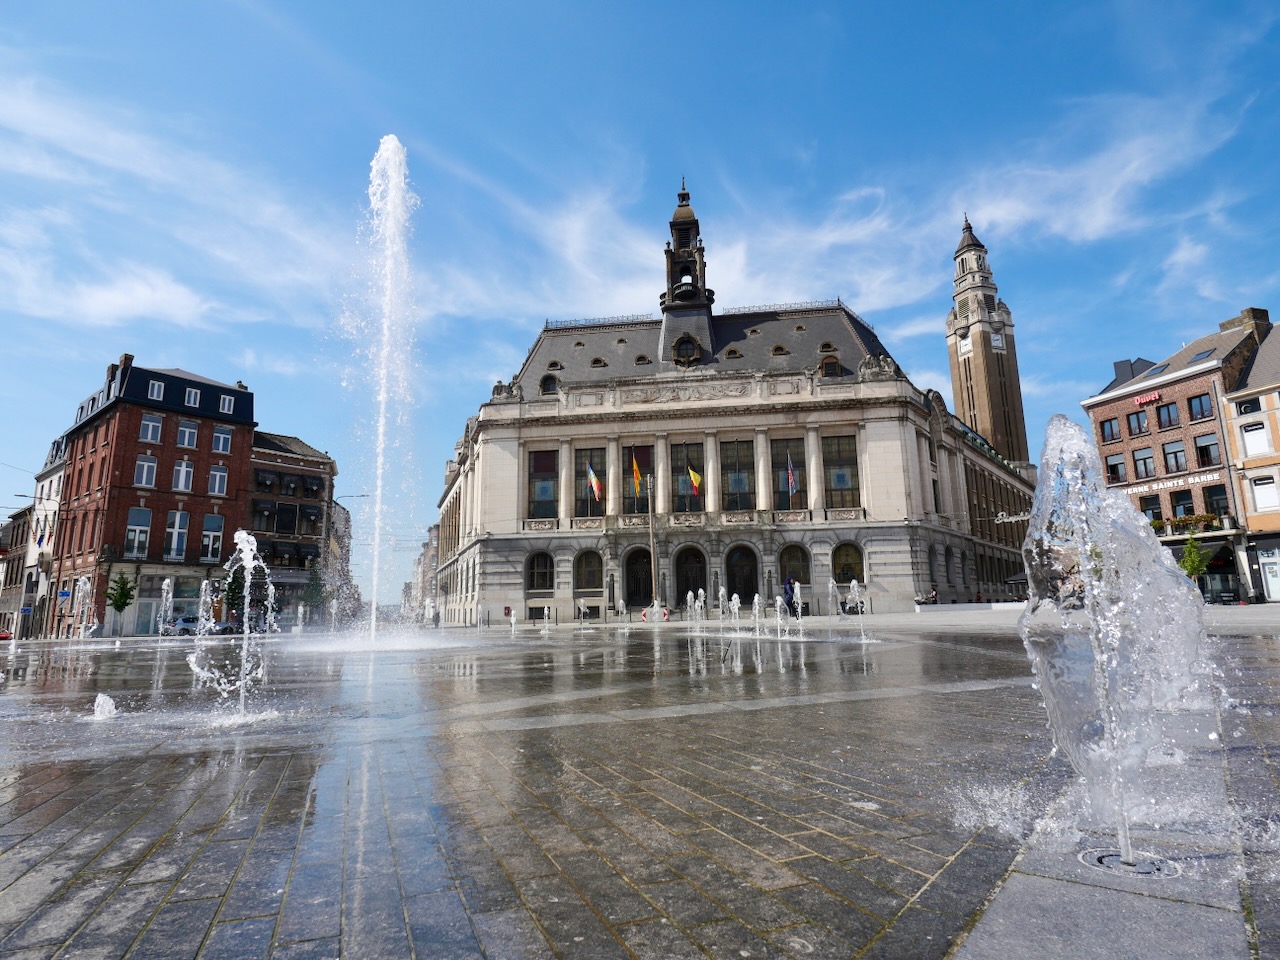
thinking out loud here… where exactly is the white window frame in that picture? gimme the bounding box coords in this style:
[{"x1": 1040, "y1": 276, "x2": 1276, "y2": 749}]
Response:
[
  {"x1": 184, "y1": 387, "x2": 200, "y2": 407},
  {"x1": 1242, "y1": 422, "x2": 1270, "y2": 458},
  {"x1": 176, "y1": 420, "x2": 198, "y2": 448},
  {"x1": 148, "y1": 380, "x2": 164, "y2": 401},
  {"x1": 134, "y1": 455, "x2": 157, "y2": 488},
  {"x1": 208, "y1": 465, "x2": 228, "y2": 497},
  {"x1": 173, "y1": 459, "x2": 194, "y2": 492},
  {"x1": 164, "y1": 511, "x2": 189, "y2": 560},
  {"x1": 1254, "y1": 475, "x2": 1279, "y2": 512},
  {"x1": 219, "y1": 394, "x2": 235, "y2": 414},
  {"x1": 139, "y1": 414, "x2": 162, "y2": 443},
  {"x1": 212, "y1": 426, "x2": 232, "y2": 454},
  {"x1": 201, "y1": 515, "x2": 224, "y2": 561},
  {"x1": 124, "y1": 508, "x2": 150, "y2": 559}
]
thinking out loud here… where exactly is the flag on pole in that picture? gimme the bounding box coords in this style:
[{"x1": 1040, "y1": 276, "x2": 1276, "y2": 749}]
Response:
[
  {"x1": 586, "y1": 463, "x2": 601, "y2": 502},
  {"x1": 688, "y1": 464, "x2": 702, "y2": 496},
  {"x1": 786, "y1": 453, "x2": 797, "y2": 496},
  {"x1": 632, "y1": 454, "x2": 642, "y2": 498}
]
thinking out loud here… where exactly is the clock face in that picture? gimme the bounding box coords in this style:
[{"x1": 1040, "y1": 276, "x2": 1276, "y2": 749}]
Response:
[
  {"x1": 958, "y1": 335, "x2": 973, "y2": 355},
  {"x1": 990, "y1": 332, "x2": 1005, "y2": 349}
]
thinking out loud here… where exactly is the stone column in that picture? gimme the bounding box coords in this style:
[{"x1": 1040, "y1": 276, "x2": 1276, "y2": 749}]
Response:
[
  {"x1": 606, "y1": 437, "x2": 621, "y2": 517},
  {"x1": 655, "y1": 434, "x2": 670, "y2": 515},
  {"x1": 559, "y1": 439, "x2": 572, "y2": 521},
  {"x1": 806, "y1": 425, "x2": 823, "y2": 514},
  {"x1": 704, "y1": 431, "x2": 720, "y2": 513},
  {"x1": 755, "y1": 428, "x2": 772, "y2": 512}
]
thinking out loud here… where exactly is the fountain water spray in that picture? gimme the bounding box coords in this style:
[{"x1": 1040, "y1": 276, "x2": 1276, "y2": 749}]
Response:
[
  {"x1": 1020, "y1": 416, "x2": 1205, "y2": 866},
  {"x1": 360, "y1": 134, "x2": 418, "y2": 642},
  {"x1": 157, "y1": 577, "x2": 174, "y2": 635},
  {"x1": 188, "y1": 531, "x2": 274, "y2": 714}
]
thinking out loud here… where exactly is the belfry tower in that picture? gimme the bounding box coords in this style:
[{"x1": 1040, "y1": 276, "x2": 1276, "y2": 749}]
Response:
[
  {"x1": 944, "y1": 218, "x2": 1032, "y2": 470},
  {"x1": 658, "y1": 180, "x2": 715, "y2": 369}
]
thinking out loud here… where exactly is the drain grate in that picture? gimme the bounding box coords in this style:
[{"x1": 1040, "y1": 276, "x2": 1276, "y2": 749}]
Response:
[{"x1": 1078, "y1": 848, "x2": 1181, "y2": 878}]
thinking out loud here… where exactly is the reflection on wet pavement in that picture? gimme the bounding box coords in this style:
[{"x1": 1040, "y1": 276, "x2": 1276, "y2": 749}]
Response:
[{"x1": 0, "y1": 623, "x2": 1275, "y2": 958}]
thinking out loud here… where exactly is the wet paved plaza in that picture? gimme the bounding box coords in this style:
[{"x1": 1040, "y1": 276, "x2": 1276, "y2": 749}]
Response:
[{"x1": 1, "y1": 610, "x2": 1277, "y2": 959}]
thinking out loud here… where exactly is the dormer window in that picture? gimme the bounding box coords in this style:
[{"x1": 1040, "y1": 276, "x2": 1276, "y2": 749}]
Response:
[
  {"x1": 819, "y1": 357, "x2": 841, "y2": 377},
  {"x1": 819, "y1": 342, "x2": 835, "y2": 353},
  {"x1": 794, "y1": 324, "x2": 806, "y2": 332},
  {"x1": 771, "y1": 345, "x2": 789, "y2": 356},
  {"x1": 591, "y1": 357, "x2": 608, "y2": 368},
  {"x1": 725, "y1": 348, "x2": 743, "y2": 359},
  {"x1": 673, "y1": 336, "x2": 699, "y2": 366},
  {"x1": 540, "y1": 375, "x2": 559, "y2": 395},
  {"x1": 547, "y1": 360, "x2": 563, "y2": 371},
  {"x1": 635, "y1": 355, "x2": 652, "y2": 365}
]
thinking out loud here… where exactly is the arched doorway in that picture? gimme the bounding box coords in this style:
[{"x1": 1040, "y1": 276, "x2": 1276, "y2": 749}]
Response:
[
  {"x1": 832, "y1": 542, "x2": 864, "y2": 585},
  {"x1": 674, "y1": 546, "x2": 707, "y2": 604},
  {"x1": 624, "y1": 549, "x2": 653, "y2": 608},
  {"x1": 778, "y1": 544, "x2": 810, "y2": 586},
  {"x1": 725, "y1": 545, "x2": 758, "y2": 603}
]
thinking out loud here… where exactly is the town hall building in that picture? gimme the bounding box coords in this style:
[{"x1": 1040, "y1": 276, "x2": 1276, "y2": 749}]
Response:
[{"x1": 434, "y1": 186, "x2": 1036, "y2": 622}]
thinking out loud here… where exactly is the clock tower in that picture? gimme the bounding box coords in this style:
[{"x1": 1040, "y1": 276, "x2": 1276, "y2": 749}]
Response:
[{"x1": 945, "y1": 218, "x2": 1032, "y2": 471}]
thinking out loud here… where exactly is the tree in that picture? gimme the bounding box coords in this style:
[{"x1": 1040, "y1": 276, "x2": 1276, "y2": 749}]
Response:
[
  {"x1": 223, "y1": 567, "x2": 245, "y2": 627},
  {"x1": 1178, "y1": 534, "x2": 1210, "y2": 590},
  {"x1": 104, "y1": 574, "x2": 136, "y2": 637},
  {"x1": 301, "y1": 566, "x2": 327, "y2": 624}
]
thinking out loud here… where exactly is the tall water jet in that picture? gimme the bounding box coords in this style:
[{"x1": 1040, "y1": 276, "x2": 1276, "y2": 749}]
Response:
[
  {"x1": 361, "y1": 134, "x2": 418, "y2": 641},
  {"x1": 1020, "y1": 416, "x2": 1205, "y2": 865}
]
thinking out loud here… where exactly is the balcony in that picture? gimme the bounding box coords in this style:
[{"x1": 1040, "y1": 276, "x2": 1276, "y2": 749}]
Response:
[{"x1": 1155, "y1": 514, "x2": 1238, "y2": 538}]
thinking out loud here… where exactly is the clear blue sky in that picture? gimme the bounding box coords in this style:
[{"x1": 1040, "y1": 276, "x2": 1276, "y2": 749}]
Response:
[{"x1": 2, "y1": 2, "x2": 1278, "y2": 602}]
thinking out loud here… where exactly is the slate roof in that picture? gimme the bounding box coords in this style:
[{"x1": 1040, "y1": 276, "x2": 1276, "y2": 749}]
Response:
[
  {"x1": 1093, "y1": 326, "x2": 1255, "y2": 396},
  {"x1": 512, "y1": 301, "x2": 892, "y2": 389},
  {"x1": 1235, "y1": 326, "x2": 1280, "y2": 392},
  {"x1": 253, "y1": 431, "x2": 328, "y2": 460}
]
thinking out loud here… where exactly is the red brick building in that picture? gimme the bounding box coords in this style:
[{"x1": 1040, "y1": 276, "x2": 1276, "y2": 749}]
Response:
[
  {"x1": 1081, "y1": 308, "x2": 1272, "y2": 601},
  {"x1": 47, "y1": 354, "x2": 256, "y2": 636}
]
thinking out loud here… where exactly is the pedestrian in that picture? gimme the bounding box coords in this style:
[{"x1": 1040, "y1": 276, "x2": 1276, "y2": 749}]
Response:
[
  {"x1": 976, "y1": 591, "x2": 983, "y2": 603},
  {"x1": 782, "y1": 577, "x2": 794, "y2": 616}
]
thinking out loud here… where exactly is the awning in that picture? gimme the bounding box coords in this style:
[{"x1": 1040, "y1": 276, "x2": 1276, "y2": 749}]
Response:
[
  {"x1": 298, "y1": 543, "x2": 321, "y2": 559},
  {"x1": 252, "y1": 499, "x2": 275, "y2": 516},
  {"x1": 300, "y1": 505, "x2": 322, "y2": 521},
  {"x1": 256, "y1": 541, "x2": 275, "y2": 558},
  {"x1": 281, "y1": 474, "x2": 305, "y2": 493},
  {"x1": 273, "y1": 541, "x2": 298, "y2": 559},
  {"x1": 303, "y1": 475, "x2": 324, "y2": 492},
  {"x1": 254, "y1": 469, "x2": 279, "y2": 486}
]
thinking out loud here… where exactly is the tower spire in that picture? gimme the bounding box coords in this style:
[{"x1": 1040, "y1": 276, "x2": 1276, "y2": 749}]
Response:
[{"x1": 944, "y1": 218, "x2": 1031, "y2": 470}]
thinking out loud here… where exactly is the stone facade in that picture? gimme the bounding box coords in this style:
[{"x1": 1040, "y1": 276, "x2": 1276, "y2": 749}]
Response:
[{"x1": 433, "y1": 192, "x2": 1034, "y2": 624}]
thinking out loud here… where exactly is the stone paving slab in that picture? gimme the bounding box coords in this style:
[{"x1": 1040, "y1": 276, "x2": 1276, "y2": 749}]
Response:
[{"x1": 0, "y1": 609, "x2": 1274, "y2": 958}]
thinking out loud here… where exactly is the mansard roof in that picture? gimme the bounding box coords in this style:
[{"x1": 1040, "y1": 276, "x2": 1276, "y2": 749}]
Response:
[
  {"x1": 510, "y1": 300, "x2": 895, "y2": 389},
  {"x1": 1092, "y1": 326, "x2": 1254, "y2": 396}
]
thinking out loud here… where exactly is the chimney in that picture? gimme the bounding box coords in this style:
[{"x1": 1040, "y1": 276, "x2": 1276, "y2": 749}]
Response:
[{"x1": 1220, "y1": 307, "x2": 1272, "y2": 342}]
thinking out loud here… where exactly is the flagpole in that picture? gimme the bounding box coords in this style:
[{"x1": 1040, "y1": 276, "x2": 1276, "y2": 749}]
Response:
[{"x1": 647, "y1": 474, "x2": 658, "y2": 612}]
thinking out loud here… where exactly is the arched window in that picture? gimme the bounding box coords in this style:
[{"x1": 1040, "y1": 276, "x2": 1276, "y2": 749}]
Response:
[
  {"x1": 590, "y1": 357, "x2": 608, "y2": 368},
  {"x1": 540, "y1": 375, "x2": 559, "y2": 395},
  {"x1": 771, "y1": 345, "x2": 789, "y2": 356},
  {"x1": 547, "y1": 360, "x2": 563, "y2": 370},
  {"x1": 779, "y1": 545, "x2": 810, "y2": 585},
  {"x1": 725, "y1": 348, "x2": 743, "y2": 359},
  {"x1": 944, "y1": 545, "x2": 955, "y2": 584},
  {"x1": 635, "y1": 355, "x2": 652, "y2": 365},
  {"x1": 526, "y1": 552, "x2": 554, "y2": 592},
  {"x1": 674, "y1": 337, "x2": 699, "y2": 364},
  {"x1": 819, "y1": 356, "x2": 841, "y2": 377},
  {"x1": 574, "y1": 551, "x2": 603, "y2": 591},
  {"x1": 928, "y1": 544, "x2": 938, "y2": 584},
  {"x1": 832, "y1": 543, "x2": 864, "y2": 585}
]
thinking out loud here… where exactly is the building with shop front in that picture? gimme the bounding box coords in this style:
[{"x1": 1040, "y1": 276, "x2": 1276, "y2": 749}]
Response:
[
  {"x1": 1081, "y1": 307, "x2": 1272, "y2": 602},
  {"x1": 248, "y1": 432, "x2": 338, "y2": 628},
  {"x1": 44, "y1": 356, "x2": 257, "y2": 636},
  {"x1": 433, "y1": 187, "x2": 1035, "y2": 623},
  {"x1": 1222, "y1": 315, "x2": 1280, "y2": 600}
]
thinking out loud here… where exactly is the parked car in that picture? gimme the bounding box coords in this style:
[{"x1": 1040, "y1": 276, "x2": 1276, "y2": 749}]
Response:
[
  {"x1": 161, "y1": 615, "x2": 202, "y2": 636},
  {"x1": 0, "y1": 628, "x2": 12, "y2": 642},
  {"x1": 213, "y1": 620, "x2": 239, "y2": 635}
]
